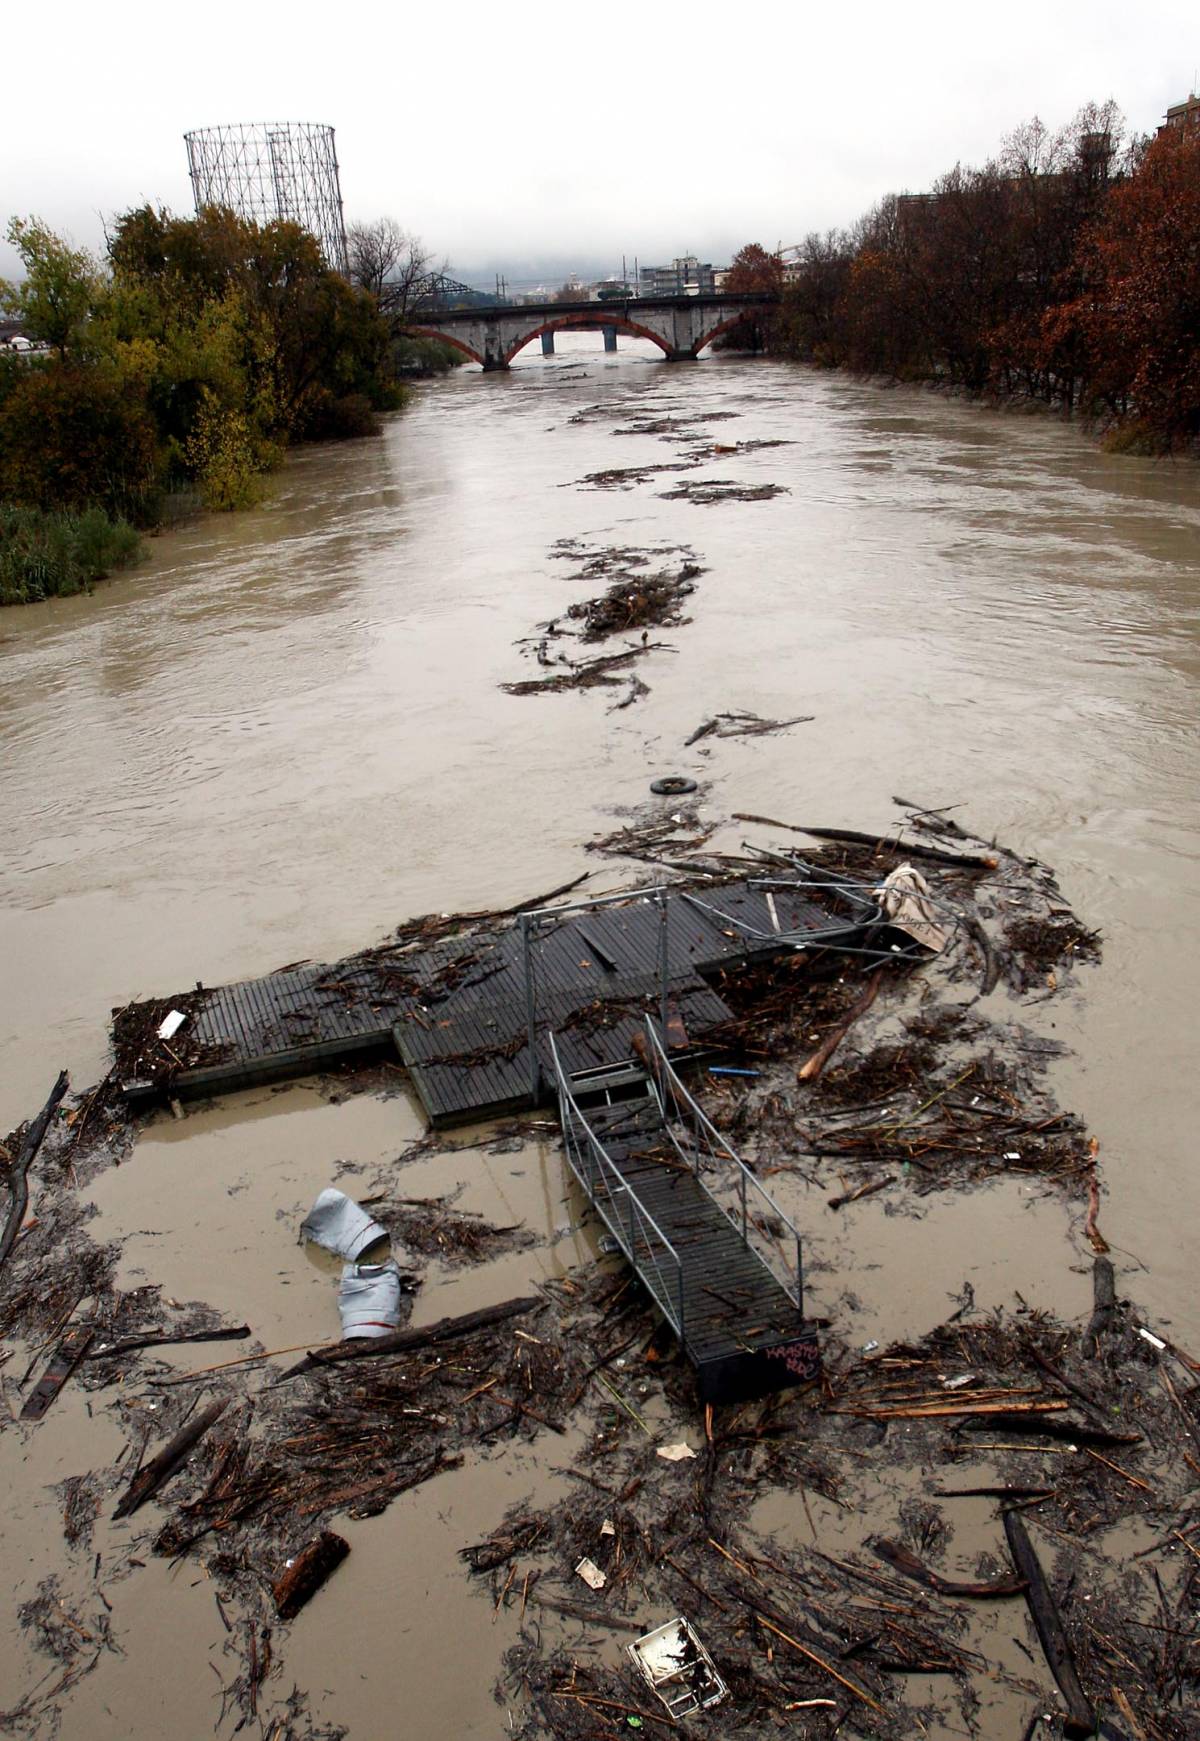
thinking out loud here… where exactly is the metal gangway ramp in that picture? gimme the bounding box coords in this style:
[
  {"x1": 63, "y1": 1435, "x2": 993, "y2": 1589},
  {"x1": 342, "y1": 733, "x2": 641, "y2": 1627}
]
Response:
[{"x1": 550, "y1": 1021, "x2": 820, "y2": 1404}]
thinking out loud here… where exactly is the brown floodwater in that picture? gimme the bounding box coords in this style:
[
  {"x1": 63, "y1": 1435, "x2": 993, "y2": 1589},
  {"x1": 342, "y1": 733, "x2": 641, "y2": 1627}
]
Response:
[{"x1": 3, "y1": 332, "x2": 1200, "y2": 1736}]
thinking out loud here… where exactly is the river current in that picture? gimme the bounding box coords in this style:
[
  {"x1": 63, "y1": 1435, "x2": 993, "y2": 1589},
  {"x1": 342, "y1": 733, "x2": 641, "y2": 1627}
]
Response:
[
  {"x1": 4, "y1": 334, "x2": 1199, "y2": 1316},
  {"x1": 2, "y1": 332, "x2": 1199, "y2": 1735}
]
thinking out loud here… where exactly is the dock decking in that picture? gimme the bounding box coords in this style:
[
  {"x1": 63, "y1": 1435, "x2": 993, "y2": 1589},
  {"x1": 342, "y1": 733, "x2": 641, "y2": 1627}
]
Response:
[{"x1": 117, "y1": 876, "x2": 875, "y2": 1126}]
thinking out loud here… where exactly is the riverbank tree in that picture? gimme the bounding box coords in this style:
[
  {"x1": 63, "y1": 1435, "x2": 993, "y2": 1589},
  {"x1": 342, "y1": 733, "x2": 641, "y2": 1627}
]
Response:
[
  {"x1": 0, "y1": 205, "x2": 410, "y2": 601},
  {"x1": 760, "y1": 103, "x2": 1200, "y2": 452},
  {"x1": 346, "y1": 218, "x2": 463, "y2": 377}
]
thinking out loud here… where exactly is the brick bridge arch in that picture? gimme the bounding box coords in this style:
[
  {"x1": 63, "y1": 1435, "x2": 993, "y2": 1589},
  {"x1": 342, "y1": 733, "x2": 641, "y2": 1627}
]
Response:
[
  {"x1": 405, "y1": 327, "x2": 486, "y2": 366},
  {"x1": 504, "y1": 313, "x2": 675, "y2": 364}
]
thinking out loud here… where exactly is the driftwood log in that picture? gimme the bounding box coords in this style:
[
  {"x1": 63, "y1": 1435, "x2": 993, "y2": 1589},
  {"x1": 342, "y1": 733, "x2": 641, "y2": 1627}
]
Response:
[
  {"x1": 872, "y1": 1537, "x2": 1027, "y2": 1598},
  {"x1": 1003, "y1": 1509, "x2": 1096, "y2": 1737},
  {"x1": 278, "y1": 1294, "x2": 543, "y2": 1382},
  {"x1": 0, "y1": 1071, "x2": 69, "y2": 1273},
  {"x1": 1085, "y1": 1255, "x2": 1116, "y2": 1357},
  {"x1": 799, "y1": 968, "x2": 884, "y2": 1082},
  {"x1": 20, "y1": 1326, "x2": 95, "y2": 1420},
  {"x1": 273, "y1": 1530, "x2": 350, "y2": 1619},
  {"x1": 86, "y1": 1325, "x2": 253, "y2": 1362},
  {"x1": 731, "y1": 816, "x2": 998, "y2": 871},
  {"x1": 113, "y1": 1398, "x2": 229, "y2": 1519}
]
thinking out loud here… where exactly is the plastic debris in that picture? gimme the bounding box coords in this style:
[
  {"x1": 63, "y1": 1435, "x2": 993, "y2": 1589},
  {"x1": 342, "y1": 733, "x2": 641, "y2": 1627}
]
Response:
[
  {"x1": 157, "y1": 1009, "x2": 186, "y2": 1040},
  {"x1": 656, "y1": 1442, "x2": 697, "y2": 1462},
  {"x1": 301, "y1": 1188, "x2": 388, "y2": 1262},
  {"x1": 337, "y1": 1258, "x2": 405, "y2": 1340},
  {"x1": 599, "y1": 1518, "x2": 616, "y2": 1537},
  {"x1": 628, "y1": 1617, "x2": 728, "y2": 1717},
  {"x1": 876, "y1": 863, "x2": 948, "y2": 953},
  {"x1": 575, "y1": 1557, "x2": 607, "y2": 1590},
  {"x1": 862, "y1": 1339, "x2": 880, "y2": 1354},
  {"x1": 1137, "y1": 1327, "x2": 1167, "y2": 1351}
]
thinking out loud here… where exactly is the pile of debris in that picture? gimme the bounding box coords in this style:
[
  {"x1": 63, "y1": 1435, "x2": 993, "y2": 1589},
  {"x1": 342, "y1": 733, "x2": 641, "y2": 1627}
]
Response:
[
  {"x1": 470, "y1": 1262, "x2": 1198, "y2": 1741},
  {"x1": 11, "y1": 800, "x2": 1183, "y2": 1741}
]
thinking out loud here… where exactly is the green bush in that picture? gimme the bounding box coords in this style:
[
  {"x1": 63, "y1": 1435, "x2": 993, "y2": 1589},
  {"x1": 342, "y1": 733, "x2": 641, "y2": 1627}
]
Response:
[
  {"x1": 0, "y1": 503, "x2": 141, "y2": 605},
  {"x1": 391, "y1": 336, "x2": 464, "y2": 377}
]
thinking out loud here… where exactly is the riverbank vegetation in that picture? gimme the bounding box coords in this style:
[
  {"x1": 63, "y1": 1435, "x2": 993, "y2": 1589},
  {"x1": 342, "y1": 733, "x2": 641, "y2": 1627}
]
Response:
[
  {"x1": 749, "y1": 105, "x2": 1200, "y2": 452},
  {"x1": 0, "y1": 503, "x2": 140, "y2": 605},
  {"x1": 0, "y1": 206, "x2": 412, "y2": 603}
]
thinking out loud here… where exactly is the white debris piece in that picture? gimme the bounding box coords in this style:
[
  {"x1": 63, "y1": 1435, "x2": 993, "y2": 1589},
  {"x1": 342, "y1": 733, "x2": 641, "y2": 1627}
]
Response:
[
  {"x1": 599, "y1": 1519, "x2": 616, "y2": 1538},
  {"x1": 337, "y1": 1258, "x2": 405, "y2": 1340},
  {"x1": 1137, "y1": 1327, "x2": 1167, "y2": 1351},
  {"x1": 875, "y1": 863, "x2": 948, "y2": 953},
  {"x1": 575, "y1": 1557, "x2": 607, "y2": 1590},
  {"x1": 157, "y1": 1009, "x2": 187, "y2": 1040},
  {"x1": 301, "y1": 1188, "x2": 388, "y2": 1261},
  {"x1": 629, "y1": 1617, "x2": 728, "y2": 1718},
  {"x1": 656, "y1": 1442, "x2": 697, "y2": 1462}
]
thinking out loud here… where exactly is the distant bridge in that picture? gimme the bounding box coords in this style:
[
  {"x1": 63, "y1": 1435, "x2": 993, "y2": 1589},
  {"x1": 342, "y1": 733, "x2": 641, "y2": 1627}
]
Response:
[{"x1": 404, "y1": 290, "x2": 777, "y2": 371}]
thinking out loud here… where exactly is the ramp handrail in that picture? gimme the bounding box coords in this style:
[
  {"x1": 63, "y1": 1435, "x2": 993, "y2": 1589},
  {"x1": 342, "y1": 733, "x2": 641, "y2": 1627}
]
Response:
[
  {"x1": 643, "y1": 1018, "x2": 803, "y2": 1312},
  {"x1": 548, "y1": 1033, "x2": 686, "y2": 1339}
]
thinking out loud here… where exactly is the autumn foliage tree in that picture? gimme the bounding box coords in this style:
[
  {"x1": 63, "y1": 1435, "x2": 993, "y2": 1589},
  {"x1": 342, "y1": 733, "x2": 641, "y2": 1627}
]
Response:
[
  {"x1": 718, "y1": 243, "x2": 783, "y2": 352},
  {"x1": 1041, "y1": 127, "x2": 1200, "y2": 445},
  {"x1": 768, "y1": 101, "x2": 1199, "y2": 450}
]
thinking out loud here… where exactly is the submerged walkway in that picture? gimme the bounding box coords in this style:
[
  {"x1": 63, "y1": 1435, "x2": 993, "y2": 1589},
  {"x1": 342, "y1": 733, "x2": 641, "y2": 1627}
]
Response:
[
  {"x1": 552, "y1": 1022, "x2": 819, "y2": 1401},
  {"x1": 116, "y1": 876, "x2": 877, "y2": 1125}
]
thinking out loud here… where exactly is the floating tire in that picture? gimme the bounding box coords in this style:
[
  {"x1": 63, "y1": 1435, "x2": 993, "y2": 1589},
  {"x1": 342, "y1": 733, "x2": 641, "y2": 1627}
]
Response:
[{"x1": 650, "y1": 776, "x2": 698, "y2": 796}]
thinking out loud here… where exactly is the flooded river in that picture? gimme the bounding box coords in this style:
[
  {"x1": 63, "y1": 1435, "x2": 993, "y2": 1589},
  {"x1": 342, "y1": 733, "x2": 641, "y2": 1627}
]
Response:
[{"x1": 2, "y1": 333, "x2": 1199, "y2": 1736}]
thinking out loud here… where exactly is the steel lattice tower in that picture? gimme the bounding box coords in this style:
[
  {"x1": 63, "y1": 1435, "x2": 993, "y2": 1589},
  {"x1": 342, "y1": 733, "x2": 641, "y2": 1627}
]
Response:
[{"x1": 183, "y1": 121, "x2": 348, "y2": 274}]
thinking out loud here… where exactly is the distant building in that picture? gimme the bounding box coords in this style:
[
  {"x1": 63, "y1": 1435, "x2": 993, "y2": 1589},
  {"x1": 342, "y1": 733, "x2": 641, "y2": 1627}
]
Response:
[
  {"x1": 0, "y1": 322, "x2": 46, "y2": 356},
  {"x1": 1159, "y1": 93, "x2": 1200, "y2": 138},
  {"x1": 639, "y1": 256, "x2": 716, "y2": 296}
]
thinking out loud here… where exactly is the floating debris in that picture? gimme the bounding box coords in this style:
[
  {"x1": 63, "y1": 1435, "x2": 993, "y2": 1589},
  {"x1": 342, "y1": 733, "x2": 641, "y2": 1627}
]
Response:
[
  {"x1": 685, "y1": 708, "x2": 813, "y2": 746},
  {"x1": 658, "y1": 479, "x2": 790, "y2": 504}
]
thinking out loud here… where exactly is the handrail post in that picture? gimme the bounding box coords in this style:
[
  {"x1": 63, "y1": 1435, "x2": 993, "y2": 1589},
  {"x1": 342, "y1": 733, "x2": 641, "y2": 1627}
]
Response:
[
  {"x1": 676, "y1": 1263, "x2": 685, "y2": 1343},
  {"x1": 521, "y1": 913, "x2": 539, "y2": 1102},
  {"x1": 657, "y1": 887, "x2": 669, "y2": 1041},
  {"x1": 740, "y1": 1166, "x2": 748, "y2": 1245},
  {"x1": 626, "y1": 1186, "x2": 636, "y2": 1261},
  {"x1": 796, "y1": 1234, "x2": 803, "y2": 1313}
]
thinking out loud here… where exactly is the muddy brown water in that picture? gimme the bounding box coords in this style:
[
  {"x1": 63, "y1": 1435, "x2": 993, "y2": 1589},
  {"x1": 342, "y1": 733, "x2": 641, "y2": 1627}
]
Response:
[{"x1": 2, "y1": 332, "x2": 1200, "y2": 1736}]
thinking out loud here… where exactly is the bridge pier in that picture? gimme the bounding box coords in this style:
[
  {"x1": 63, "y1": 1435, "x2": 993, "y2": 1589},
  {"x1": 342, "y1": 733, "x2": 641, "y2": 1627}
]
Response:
[
  {"x1": 603, "y1": 325, "x2": 617, "y2": 352},
  {"x1": 482, "y1": 328, "x2": 510, "y2": 372},
  {"x1": 541, "y1": 331, "x2": 555, "y2": 356}
]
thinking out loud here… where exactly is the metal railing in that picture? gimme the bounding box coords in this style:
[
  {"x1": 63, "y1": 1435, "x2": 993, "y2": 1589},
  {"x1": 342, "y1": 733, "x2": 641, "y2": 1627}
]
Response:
[
  {"x1": 548, "y1": 1033, "x2": 686, "y2": 1339},
  {"x1": 642, "y1": 1019, "x2": 804, "y2": 1313},
  {"x1": 680, "y1": 863, "x2": 883, "y2": 954}
]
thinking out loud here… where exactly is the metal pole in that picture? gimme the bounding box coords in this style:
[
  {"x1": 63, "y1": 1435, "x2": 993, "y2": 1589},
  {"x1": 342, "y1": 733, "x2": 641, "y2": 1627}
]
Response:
[
  {"x1": 520, "y1": 914, "x2": 539, "y2": 1101},
  {"x1": 740, "y1": 1167, "x2": 748, "y2": 1245},
  {"x1": 676, "y1": 1264, "x2": 685, "y2": 1342},
  {"x1": 626, "y1": 1187, "x2": 635, "y2": 1262},
  {"x1": 658, "y1": 888, "x2": 670, "y2": 1041},
  {"x1": 796, "y1": 1235, "x2": 804, "y2": 1313}
]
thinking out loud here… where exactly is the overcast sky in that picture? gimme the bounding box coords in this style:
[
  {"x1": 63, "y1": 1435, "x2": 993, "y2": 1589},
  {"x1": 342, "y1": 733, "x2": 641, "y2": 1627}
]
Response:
[{"x1": 3, "y1": 0, "x2": 1196, "y2": 287}]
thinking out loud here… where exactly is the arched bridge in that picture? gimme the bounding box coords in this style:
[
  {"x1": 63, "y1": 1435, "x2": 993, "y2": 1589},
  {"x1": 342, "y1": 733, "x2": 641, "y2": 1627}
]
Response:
[{"x1": 404, "y1": 290, "x2": 777, "y2": 371}]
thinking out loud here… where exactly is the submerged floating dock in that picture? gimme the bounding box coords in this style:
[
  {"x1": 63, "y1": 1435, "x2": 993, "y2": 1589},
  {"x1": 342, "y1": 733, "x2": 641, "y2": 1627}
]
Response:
[
  {"x1": 117, "y1": 875, "x2": 878, "y2": 1125},
  {"x1": 115, "y1": 873, "x2": 857, "y2": 1401}
]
